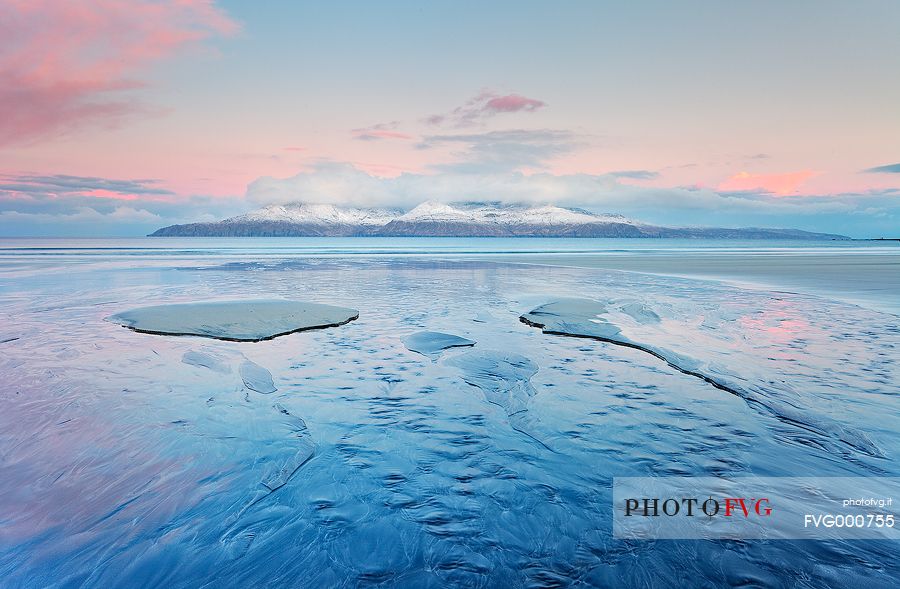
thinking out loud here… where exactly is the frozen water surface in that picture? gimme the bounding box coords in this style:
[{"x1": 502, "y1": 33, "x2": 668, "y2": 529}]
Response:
[
  {"x1": 108, "y1": 299, "x2": 359, "y2": 341},
  {"x1": 262, "y1": 403, "x2": 316, "y2": 492},
  {"x1": 446, "y1": 350, "x2": 549, "y2": 449},
  {"x1": 521, "y1": 298, "x2": 883, "y2": 458},
  {"x1": 1, "y1": 238, "x2": 899, "y2": 588}
]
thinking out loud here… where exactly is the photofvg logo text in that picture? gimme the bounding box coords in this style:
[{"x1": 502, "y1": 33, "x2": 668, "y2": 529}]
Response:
[
  {"x1": 623, "y1": 496, "x2": 772, "y2": 518},
  {"x1": 613, "y1": 477, "x2": 899, "y2": 540}
]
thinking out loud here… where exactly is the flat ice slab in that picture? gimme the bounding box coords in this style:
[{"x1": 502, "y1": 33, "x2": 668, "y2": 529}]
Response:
[
  {"x1": 108, "y1": 299, "x2": 359, "y2": 342},
  {"x1": 240, "y1": 359, "x2": 277, "y2": 393},
  {"x1": 402, "y1": 331, "x2": 475, "y2": 358},
  {"x1": 520, "y1": 298, "x2": 622, "y2": 340}
]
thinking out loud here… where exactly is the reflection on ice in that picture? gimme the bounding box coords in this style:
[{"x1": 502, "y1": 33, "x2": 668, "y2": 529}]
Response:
[
  {"x1": 108, "y1": 299, "x2": 359, "y2": 342},
  {"x1": 402, "y1": 331, "x2": 475, "y2": 358},
  {"x1": 521, "y1": 298, "x2": 883, "y2": 458}
]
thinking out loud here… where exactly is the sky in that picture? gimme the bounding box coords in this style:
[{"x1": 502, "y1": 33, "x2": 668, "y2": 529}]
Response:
[{"x1": 1, "y1": 0, "x2": 899, "y2": 238}]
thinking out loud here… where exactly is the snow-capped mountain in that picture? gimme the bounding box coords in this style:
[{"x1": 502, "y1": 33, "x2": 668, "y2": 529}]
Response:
[{"x1": 149, "y1": 201, "x2": 846, "y2": 239}]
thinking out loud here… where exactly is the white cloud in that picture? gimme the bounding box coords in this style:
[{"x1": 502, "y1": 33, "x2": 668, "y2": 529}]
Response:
[
  {"x1": 419, "y1": 129, "x2": 582, "y2": 173},
  {"x1": 246, "y1": 162, "x2": 869, "y2": 212},
  {"x1": 244, "y1": 163, "x2": 900, "y2": 237},
  {"x1": 0, "y1": 206, "x2": 162, "y2": 223},
  {"x1": 0, "y1": 206, "x2": 168, "y2": 236}
]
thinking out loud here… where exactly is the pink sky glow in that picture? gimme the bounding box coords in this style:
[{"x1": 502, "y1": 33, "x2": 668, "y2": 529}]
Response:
[{"x1": 1, "y1": 1, "x2": 898, "y2": 237}]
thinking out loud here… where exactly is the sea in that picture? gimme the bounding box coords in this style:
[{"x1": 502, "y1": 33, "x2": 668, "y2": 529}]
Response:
[{"x1": 1, "y1": 237, "x2": 898, "y2": 588}]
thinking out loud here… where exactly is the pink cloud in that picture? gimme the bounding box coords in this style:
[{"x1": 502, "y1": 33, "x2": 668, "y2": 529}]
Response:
[
  {"x1": 0, "y1": 0, "x2": 237, "y2": 147},
  {"x1": 355, "y1": 130, "x2": 414, "y2": 141},
  {"x1": 427, "y1": 90, "x2": 547, "y2": 127},
  {"x1": 80, "y1": 189, "x2": 137, "y2": 201},
  {"x1": 484, "y1": 94, "x2": 546, "y2": 113},
  {"x1": 351, "y1": 121, "x2": 414, "y2": 141},
  {"x1": 717, "y1": 170, "x2": 818, "y2": 196},
  {"x1": 351, "y1": 162, "x2": 411, "y2": 177},
  {"x1": 0, "y1": 173, "x2": 176, "y2": 203}
]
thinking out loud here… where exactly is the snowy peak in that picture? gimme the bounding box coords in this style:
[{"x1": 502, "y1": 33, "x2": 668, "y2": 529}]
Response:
[
  {"x1": 232, "y1": 202, "x2": 402, "y2": 226},
  {"x1": 393, "y1": 201, "x2": 632, "y2": 226},
  {"x1": 397, "y1": 201, "x2": 476, "y2": 223},
  {"x1": 472, "y1": 203, "x2": 630, "y2": 226}
]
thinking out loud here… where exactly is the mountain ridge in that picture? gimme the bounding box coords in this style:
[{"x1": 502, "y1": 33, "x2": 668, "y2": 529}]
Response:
[{"x1": 149, "y1": 201, "x2": 848, "y2": 239}]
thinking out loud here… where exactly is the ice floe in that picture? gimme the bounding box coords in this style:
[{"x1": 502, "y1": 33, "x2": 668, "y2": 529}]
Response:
[
  {"x1": 618, "y1": 301, "x2": 661, "y2": 324},
  {"x1": 240, "y1": 359, "x2": 277, "y2": 394},
  {"x1": 182, "y1": 350, "x2": 231, "y2": 374},
  {"x1": 402, "y1": 331, "x2": 475, "y2": 358},
  {"x1": 472, "y1": 311, "x2": 495, "y2": 323},
  {"x1": 108, "y1": 299, "x2": 358, "y2": 342}
]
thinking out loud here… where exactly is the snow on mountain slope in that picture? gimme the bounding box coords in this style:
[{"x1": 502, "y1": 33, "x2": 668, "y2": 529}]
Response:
[
  {"x1": 471, "y1": 204, "x2": 632, "y2": 226},
  {"x1": 394, "y1": 201, "x2": 632, "y2": 225},
  {"x1": 395, "y1": 201, "x2": 476, "y2": 223},
  {"x1": 230, "y1": 203, "x2": 402, "y2": 226}
]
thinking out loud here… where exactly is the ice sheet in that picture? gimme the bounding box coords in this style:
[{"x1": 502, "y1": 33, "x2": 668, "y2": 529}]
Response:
[{"x1": 108, "y1": 299, "x2": 358, "y2": 341}]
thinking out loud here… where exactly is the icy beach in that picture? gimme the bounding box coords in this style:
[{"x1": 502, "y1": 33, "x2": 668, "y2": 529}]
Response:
[{"x1": 1, "y1": 237, "x2": 899, "y2": 588}]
